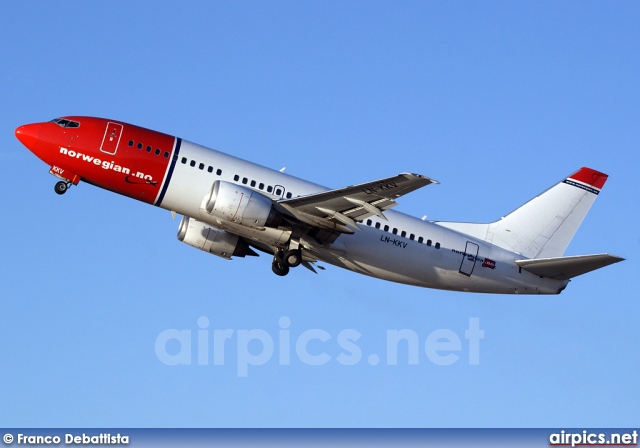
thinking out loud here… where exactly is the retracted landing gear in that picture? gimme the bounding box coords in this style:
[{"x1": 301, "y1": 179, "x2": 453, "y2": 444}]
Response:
[
  {"x1": 271, "y1": 248, "x2": 303, "y2": 276},
  {"x1": 54, "y1": 181, "x2": 71, "y2": 195}
]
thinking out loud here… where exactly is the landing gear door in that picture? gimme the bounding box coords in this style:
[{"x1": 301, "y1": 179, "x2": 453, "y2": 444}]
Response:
[
  {"x1": 100, "y1": 122, "x2": 123, "y2": 155},
  {"x1": 459, "y1": 241, "x2": 479, "y2": 276}
]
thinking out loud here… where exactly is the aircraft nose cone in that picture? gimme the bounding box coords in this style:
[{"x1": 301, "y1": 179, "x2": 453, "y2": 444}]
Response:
[{"x1": 15, "y1": 123, "x2": 42, "y2": 149}]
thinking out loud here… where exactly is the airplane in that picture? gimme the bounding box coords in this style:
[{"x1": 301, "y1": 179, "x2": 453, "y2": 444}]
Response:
[{"x1": 15, "y1": 116, "x2": 623, "y2": 294}]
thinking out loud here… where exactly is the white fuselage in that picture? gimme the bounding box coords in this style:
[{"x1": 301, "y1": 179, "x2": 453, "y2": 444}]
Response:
[{"x1": 160, "y1": 139, "x2": 568, "y2": 294}]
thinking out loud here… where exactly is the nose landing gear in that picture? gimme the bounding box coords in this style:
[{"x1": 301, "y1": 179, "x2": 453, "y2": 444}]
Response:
[
  {"x1": 49, "y1": 166, "x2": 80, "y2": 195},
  {"x1": 54, "y1": 181, "x2": 71, "y2": 195}
]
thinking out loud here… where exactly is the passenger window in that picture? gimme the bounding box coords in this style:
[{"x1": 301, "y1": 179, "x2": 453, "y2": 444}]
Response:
[
  {"x1": 190, "y1": 160, "x2": 196, "y2": 167},
  {"x1": 392, "y1": 228, "x2": 398, "y2": 235},
  {"x1": 267, "y1": 186, "x2": 273, "y2": 193},
  {"x1": 375, "y1": 222, "x2": 381, "y2": 229},
  {"x1": 259, "y1": 183, "x2": 265, "y2": 190},
  {"x1": 164, "y1": 151, "x2": 169, "y2": 158},
  {"x1": 409, "y1": 234, "x2": 415, "y2": 240},
  {"x1": 384, "y1": 225, "x2": 389, "y2": 232},
  {"x1": 286, "y1": 192, "x2": 292, "y2": 199},
  {"x1": 128, "y1": 140, "x2": 134, "y2": 147},
  {"x1": 250, "y1": 180, "x2": 256, "y2": 187},
  {"x1": 418, "y1": 236, "x2": 424, "y2": 243},
  {"x1": 207, "y1": 166, "x2": 213, "y2": 173},
  {"x1": 146, "y1": 146, "x2": 152, "y2": 153},
  {"x1": 154, "y1": 149, "x2": 160, "y2": 155},
  {"x1": 275, "y1": 188, "x2": 282, "y2": 196},
  {"x1": 366, "y1": 219, "x2": 372, "y2": 226},
  {"x1": 234, "y1": 175, "x2": 239, "y2": 181},
  {"x1": 435, "y1": 242, "x2": 441, "y2": 249},
  {"x1": 181, "y1": 157, "x2": 187, "y2": 164},
  {"x1": 242, "y1": 177, "x2": 248, "y2": 185},
  {"x1": 401, "y1": 231, "x2": 406, "y2": 238},
  {"x1": 137, "y1": 143, "x2": 143, "y2": 150},
  {"x1": 199, "y1": 163, "x2": 204, "y2": 170},
  {"x1": 217, "y1": 169, "x2": 222, "y2": 175},
  {"x1": 427, "y1": 239, "x2": 432, "y2": 246}
]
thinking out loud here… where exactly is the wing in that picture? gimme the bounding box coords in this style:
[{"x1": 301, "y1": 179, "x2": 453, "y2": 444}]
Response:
[{"x1": 277, "y1": 172, "x2": 438, "y2": 234}]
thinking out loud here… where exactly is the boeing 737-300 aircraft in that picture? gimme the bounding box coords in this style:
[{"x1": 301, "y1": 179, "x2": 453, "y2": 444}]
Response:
[{"x1": 15, "y1": 117, "x2": 623, "y2": 294}]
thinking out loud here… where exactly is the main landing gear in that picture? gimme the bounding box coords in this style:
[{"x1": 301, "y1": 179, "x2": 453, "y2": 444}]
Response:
[
  {"x1": 271, "y1": 248, "x2": 302, "y2": 276},
  {"x1": 54, "y1": 181, "x2": 71, "y2": 195}
]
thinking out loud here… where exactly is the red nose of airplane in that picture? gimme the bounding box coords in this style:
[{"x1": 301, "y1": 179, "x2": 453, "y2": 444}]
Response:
[{"x1": 15, "y1": 123, "x2": 42, "y2": 149}]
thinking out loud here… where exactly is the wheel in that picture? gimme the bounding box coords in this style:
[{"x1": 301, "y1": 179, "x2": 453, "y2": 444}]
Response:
[
  {"x1": 272, "y1": 259, "x2": 290, "y2": 276},
  {"x1": 54, "y1": 181, "x2": 68, "y2": 195},
  {"x1": 283, "y1": 249, "x2": 302, "y2": 268}
]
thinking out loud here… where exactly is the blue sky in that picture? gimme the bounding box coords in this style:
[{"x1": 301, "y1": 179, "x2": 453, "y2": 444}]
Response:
[{"x1": 0, "y1": 2, "x2": 638, "y2": 428}]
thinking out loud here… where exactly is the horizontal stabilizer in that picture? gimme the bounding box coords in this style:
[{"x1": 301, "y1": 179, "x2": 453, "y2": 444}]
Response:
[{"x1": 515, "y1": 254, "x2": 624, "y2": 280}]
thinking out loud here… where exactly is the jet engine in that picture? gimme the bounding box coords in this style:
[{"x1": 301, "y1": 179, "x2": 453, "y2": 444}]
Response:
[
  {"x1": 177, "y1": 216, "x2": 257, "y2": 259},
  {"x1": 202, "y1": 181, "x2": 282, "y2": 228}
]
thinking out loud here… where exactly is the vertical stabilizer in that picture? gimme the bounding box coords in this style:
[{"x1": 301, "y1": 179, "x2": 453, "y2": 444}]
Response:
[{"x1": 435, "y1": 168, "x2": 608, "y2": 259}]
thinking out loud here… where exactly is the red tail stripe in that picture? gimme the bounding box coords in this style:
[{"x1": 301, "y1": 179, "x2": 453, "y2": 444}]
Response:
[{"x1": 568, "y1": 167, "x2": 608, "y2": 190}]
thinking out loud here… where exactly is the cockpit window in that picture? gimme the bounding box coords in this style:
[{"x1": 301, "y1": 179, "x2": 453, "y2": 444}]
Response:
[{"x1": 50, "y1": 118, "x2": 80, "y2": 128}]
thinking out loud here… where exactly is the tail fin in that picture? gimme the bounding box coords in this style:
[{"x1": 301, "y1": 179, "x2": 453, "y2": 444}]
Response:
[{"x1": 435, "y1": 167, "x2": 609, "y2": 259}]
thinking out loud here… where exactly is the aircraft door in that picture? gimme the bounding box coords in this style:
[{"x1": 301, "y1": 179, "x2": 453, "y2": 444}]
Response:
[
  {"x1": 459, "y1": 241, "x2": 479, "y2": 276},
  {"x1": 100, "y1": 122, "x2": 123, "y2": 155}
]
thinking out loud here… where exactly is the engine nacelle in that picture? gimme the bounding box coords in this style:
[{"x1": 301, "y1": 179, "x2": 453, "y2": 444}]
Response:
[
  {"x1": 203, "y1": 181, "x2": 282, "y2": 228},
  {"x1": 177, "y1": 216, "x2": 256, "y2": 259}
]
